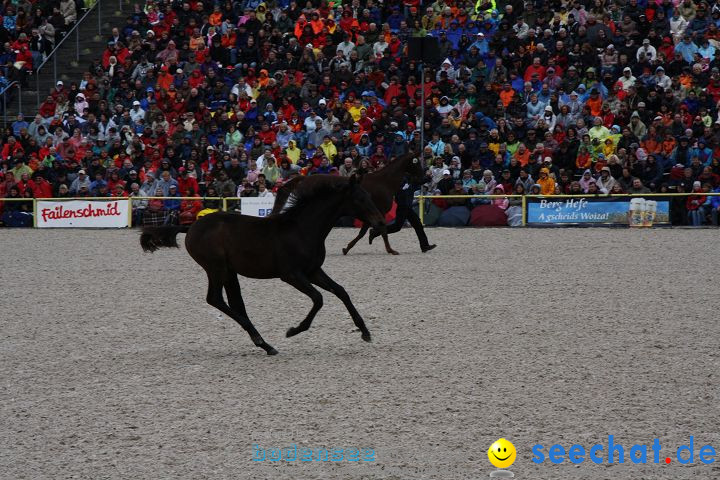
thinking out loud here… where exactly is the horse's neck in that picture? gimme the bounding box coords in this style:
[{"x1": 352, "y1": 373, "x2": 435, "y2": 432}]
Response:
[
  {"x1": 290, "y1": 193, "x2": 343, "y2": 242},
  {"x1": 373, "y1": 157, "x2": 407, "y2": 191}
]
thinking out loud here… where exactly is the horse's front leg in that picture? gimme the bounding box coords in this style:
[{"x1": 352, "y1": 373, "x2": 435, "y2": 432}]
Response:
[
  {"x1": 342, "y1": 223, "x2": 369, "y2": 255},
  {"x1": 310, "y1": 268, "x2": 371, "y2": 342}
]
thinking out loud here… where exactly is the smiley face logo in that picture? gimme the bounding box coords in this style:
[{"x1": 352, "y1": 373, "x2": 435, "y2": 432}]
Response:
[{"x1": 488, "y1": 438, "x2": 517, "y2": 469}]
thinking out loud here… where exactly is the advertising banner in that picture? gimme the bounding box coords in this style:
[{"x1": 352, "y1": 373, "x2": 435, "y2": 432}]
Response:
[
  {"x1": 240, "y1": 197, "x2": 276, "y2": 217},
  {"x1": 36, "y1": 199, "x2": 130, "y2": 228},
  {"x1": 526, "y1": 197, "x2": 670, "y2": 225}
]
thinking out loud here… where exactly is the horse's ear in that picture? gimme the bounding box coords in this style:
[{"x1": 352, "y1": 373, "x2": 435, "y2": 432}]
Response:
[{"x1": 349, "y1": 173, "x2": 359, "y2": 187}]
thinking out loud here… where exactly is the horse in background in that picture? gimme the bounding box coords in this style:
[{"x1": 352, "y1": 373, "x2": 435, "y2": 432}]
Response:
[
  {"x1": 273, "y1": 152, "x2": 430, "y2": 255},
  {"x1": 141, "y1": 175, "x2": 385, "y2": 355}
]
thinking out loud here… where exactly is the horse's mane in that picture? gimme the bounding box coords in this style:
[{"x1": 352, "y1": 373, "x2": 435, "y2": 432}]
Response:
[
  {"x1": 271, "y1": 176, "x2": 305, "y2": 215},
  {"x1": 273, "y1": 175, "x2": 347, "y2": 217}
]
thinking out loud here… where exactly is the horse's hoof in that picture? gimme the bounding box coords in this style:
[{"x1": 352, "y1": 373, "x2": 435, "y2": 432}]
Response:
[
  {"x1": 362, "y1": 332, "x2": 372, "y2": 342},
  {"x1": 421, "y1": 244, "x2": 437, "y2": 253},
  {"x1": 266, "y1": 347, "x2": 279, "y2": 355},
  {"x1": 388, "y1": 250, "x2": 399, "y2": 255},
  {"x1": 342, "y1": 247, "x2": 349, "y2": 255},
  {"x1": 286, "y1": 327, "x2": 299, "y2": 337}
]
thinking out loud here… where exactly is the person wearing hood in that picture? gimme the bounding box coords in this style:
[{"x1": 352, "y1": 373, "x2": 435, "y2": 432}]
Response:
[
  {"x1": 319, "y1": 135, "x2": 338, "y2": 163},
  {"x1": 491, "y1": 184, "x2": 508, "y2": 210},
  {"x1": 436, "y1": 58, "x2": 457, "y2": 82},
  {"x1": 139, "y1": 170, "x2": 157, "y2": 197},
  {"x1": 629, "y1": 111, "x2": 647, "y2": 138},
  {"x1": 528, "y1": 184, "x2": 542, "y2": 195},
  {"x1": 73, "y1": 93, "x2": 89, "y2": 117},
  {"x1": 536, "y1": 167, "x2": 555, "y2": 195},
  {"x1": 577, "y1": 169, "x2": 594, "y2": 192},
  {"x1": 559, "y1": 90, "x2": 583, "y2": 118},
  {"x1": 436, "y1": 96, "x2": 453, "y2": 117},
  {"x1": 515, "y1": 169, "x2": 534, "y2": 193},
  {"x1": 525, "y1": 93, "x2": 545, "y2": 125},
  {"x1": 535, "y1": 105, "x2": 557, "y2": 132},
  {"x1": 285, "y1": 139, "x2": 300, "y2": 164},
  {"x1": 595, "y1": 166, "x2": 616, "y2": 193},
  {"x1": 469, "y1": 169, "x2": 494, "y2": 206},
  {"x1": 588, "y1": 116, "x2": 610, "y2": 143}
]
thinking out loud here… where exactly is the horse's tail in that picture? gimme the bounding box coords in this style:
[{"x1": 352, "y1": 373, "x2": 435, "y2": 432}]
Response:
[{"x1": 140, "y1": 225, "x2": 191, "y2": 253}]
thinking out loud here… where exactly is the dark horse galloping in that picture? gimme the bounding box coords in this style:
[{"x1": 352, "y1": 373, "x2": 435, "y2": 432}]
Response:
[
  {"x1": 140, "y1": 175, "x2": 386, "y2": 355},
  {"x1": 273, "y1": 152, "x2": 432, "y2": 255}
]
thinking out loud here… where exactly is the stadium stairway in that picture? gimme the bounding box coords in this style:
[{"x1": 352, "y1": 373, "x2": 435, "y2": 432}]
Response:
[{"x1": 4, "y1": 0, "x2": 129, "y2": 122}]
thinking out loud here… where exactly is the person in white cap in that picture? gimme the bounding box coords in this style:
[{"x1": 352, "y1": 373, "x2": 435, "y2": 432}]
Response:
[
  {"x1": 69, "y1": 169, "x2": 91, "y2": 194},
  {"x1": 636, "y1": 38, "x2": 657, "y2": 61},
  {"x1": 129, "y1": 100, "x2": 145, "y2": 123},
  {"x1": 618, "y1": 66, "x2": 636, "y2": 91}
]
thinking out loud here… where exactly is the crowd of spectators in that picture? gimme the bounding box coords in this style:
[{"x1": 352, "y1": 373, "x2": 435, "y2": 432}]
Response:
[
  {"x1": 2, "y1": 0, "x2": 720, "y2": 227},
  {"x1": 0, "y1": 0, "x2": 88, "y2": 92}
]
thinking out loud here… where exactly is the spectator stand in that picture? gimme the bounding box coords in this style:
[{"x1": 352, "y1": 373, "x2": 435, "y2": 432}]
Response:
[{"x1": 2, "y1": 0, "x2": 720, "y2": 228}]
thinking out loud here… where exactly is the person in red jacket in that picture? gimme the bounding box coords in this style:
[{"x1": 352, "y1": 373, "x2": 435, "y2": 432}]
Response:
[
  {"x1": 686, "y1": 181, "x2": 709, "y2": 226},
  {"x1": 38, "y1": 96, "x2": 57, "y2": 118},
  {"x1": 256, "y1": 122, "x2": 277, "y2": 144},
  {"x1": 176, "y1": 167, "x2": 199, "y2": 195},
  {"x1": 523, "y1": 57, "x2": 546, "y2": 82},
  {"x1": 2, "y1": 136, "x2": 25, "y2": 160},
  {"x1": 31, "y1": 173, "x2": 53, "y2": 198}
]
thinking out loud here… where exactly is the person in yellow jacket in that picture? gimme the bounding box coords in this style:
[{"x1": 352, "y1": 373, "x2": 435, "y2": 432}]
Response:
[
  {"x1": 285, "y1": 139, "x2": 300, "y2": 164},
  {"x1": 474, "y1": 0, "x2": 496, "y2": 18},
  {"x1": 537, "y1": 167, "x2": 556, "y2": 195},
  {"x1": 319, "y1": 135, "x2": 338, "y2": 163}
]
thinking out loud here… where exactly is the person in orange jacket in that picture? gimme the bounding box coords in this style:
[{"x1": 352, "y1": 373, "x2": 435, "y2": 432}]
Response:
[{"x1": 537, "y1": 167, "x2": 555, "y2": 195}]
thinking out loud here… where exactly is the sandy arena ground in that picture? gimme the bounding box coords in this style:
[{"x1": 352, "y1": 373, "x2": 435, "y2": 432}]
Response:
[{"x1": 1, "y1": 227, "x2": 719, "y2": 479}]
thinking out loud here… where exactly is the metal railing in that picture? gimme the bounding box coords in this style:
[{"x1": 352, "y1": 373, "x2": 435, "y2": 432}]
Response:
[
  {"x1": 1, "y1": 81, "x2": 21, "y2": 126},
  {"x1": 34, "y1": 0, "x2": 103, "y2": 108},
  {"x1": 2, "y1": 193, "x2": 719, "y2": 228}
]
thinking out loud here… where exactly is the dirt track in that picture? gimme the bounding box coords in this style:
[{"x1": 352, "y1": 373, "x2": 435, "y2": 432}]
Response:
[{"x1": 1, "y1": 227, "x2": 719, "y2": 479}]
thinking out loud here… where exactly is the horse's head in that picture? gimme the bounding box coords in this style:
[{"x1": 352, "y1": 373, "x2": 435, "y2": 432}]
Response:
[
  {"x1": 403, "y1": 153, "x2": 425, "y2": 184},
  {"x1": 344, "y1": 174, "x2": 386, "y2": 233}
]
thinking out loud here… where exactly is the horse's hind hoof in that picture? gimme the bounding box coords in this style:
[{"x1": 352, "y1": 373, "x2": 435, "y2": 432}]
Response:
[
  {"x1": 342, "y1": 247, "x2": 349, "y2": 255},
  {"x1": 266, "y1": 347, "x2": 279, "y2": 355},
  {"x1": 286, "y1": 327, "x2": 300, "y2": 338},
  {"x1": 362, "y1": 332, "x2": 372, "y2": 343},
  {"x1": 388, "y1": 250, "x2": 399, "y2": 255},
  {"x1": 421, "y1": 244, "x2": 437, "y2": 253}
]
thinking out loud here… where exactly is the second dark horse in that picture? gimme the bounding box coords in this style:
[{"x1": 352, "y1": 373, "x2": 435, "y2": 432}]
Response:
[
  {"x1": 273, "y1": 152, "x2": 431, "y2": 255},
  {"x1": 140, "y1": 175, "x2": 386, "y2": 355}
]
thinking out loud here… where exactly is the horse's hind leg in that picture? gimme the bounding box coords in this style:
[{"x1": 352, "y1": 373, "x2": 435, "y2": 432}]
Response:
[
  {"x1": 283, "y1": 274, "x2": 324, "y2": 338},
  {"x1": 380, "y1": 234, "x2": 399, "y2": 255},
  {"x1": 342, "y1": 224, "x2": 369, "y2": 255},
  {"x1": 206, "y1": 270, "x2": 278, "y2": 355},
  {"x1": 310, "y1": 268, "x2": 371, "y2": 342},
  {"x1": 223, "y1": 272, "x2": 278, "y2": 355}
]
